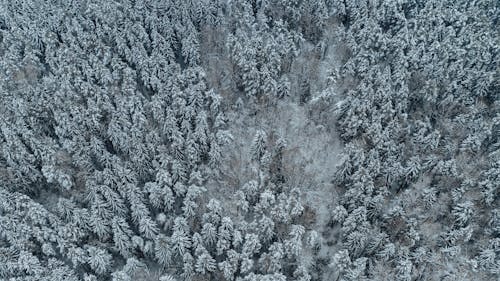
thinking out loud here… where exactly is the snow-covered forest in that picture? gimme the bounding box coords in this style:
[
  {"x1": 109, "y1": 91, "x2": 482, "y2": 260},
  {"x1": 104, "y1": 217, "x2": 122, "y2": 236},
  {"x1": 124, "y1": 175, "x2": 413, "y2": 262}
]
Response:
[{"x1": 0, "y1": 0, "x2": 498, "y2": 280}]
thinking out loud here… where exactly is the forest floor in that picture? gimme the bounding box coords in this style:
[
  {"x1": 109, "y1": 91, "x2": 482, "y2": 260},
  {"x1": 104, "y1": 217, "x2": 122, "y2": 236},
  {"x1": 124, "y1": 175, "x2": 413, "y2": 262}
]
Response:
[{"x1": 204, "y1": 24, "x2": 345, "y2": 279}]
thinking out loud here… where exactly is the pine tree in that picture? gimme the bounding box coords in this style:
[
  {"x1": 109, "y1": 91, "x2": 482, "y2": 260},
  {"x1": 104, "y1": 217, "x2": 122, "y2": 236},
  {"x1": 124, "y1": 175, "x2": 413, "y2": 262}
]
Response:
[
  {"x1": 202, "y1": 222, "x2": 218, "y2": 246},
  {"x1": 195, "y1": 245, "x2": 217, "y2": 274},
  {"x1": 86, "y1": 246, "x2": 112, "y2": 275},
  {"x1": 112, "y1": 217, "x2": 133, "y2": 257},
  {"x1": 155, "y1": 234, "x2": 172, "y2": 267},
  {"x1": 251, "y1": 130, "x2": 267, "y2": 161},
  {"x1": 171, "y1": 228, "x2": 191, "y2": 257}
]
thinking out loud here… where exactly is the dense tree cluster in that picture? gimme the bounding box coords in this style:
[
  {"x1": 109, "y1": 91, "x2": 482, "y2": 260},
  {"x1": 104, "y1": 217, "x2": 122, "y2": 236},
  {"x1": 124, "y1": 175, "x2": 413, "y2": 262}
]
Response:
[
  {"x1": 0, "y1": 0, "x2": 498, "y2": 280},
  {"x1": 0, "y1": 0, "x2": 322, "y2": 280},
  {"x1": 328, "y1": 0, "x2": 499, "y2": 280}
]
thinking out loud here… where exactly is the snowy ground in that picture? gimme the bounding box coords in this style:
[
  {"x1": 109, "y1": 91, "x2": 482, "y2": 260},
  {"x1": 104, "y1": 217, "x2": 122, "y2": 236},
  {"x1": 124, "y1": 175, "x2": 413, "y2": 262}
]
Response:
[{"x1": 204, "y1": 29, "x2": 345, "y2": 280}]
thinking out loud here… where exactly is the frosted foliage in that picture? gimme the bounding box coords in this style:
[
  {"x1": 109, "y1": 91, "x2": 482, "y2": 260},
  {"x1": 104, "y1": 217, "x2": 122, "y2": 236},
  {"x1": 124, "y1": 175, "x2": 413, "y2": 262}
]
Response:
[{"x1": 0, "y1": 0, "x2": 498, "y2": 281}]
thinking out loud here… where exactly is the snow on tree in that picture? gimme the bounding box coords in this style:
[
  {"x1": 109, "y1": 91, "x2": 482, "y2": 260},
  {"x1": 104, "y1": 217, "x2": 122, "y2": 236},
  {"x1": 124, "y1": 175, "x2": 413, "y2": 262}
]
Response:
[
  {"x1": 86, "y1": 246, "x2": 112, "y2": 275},
  {"x1": 0, "y1": 0, "x2": 497, "y2": 280}
]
